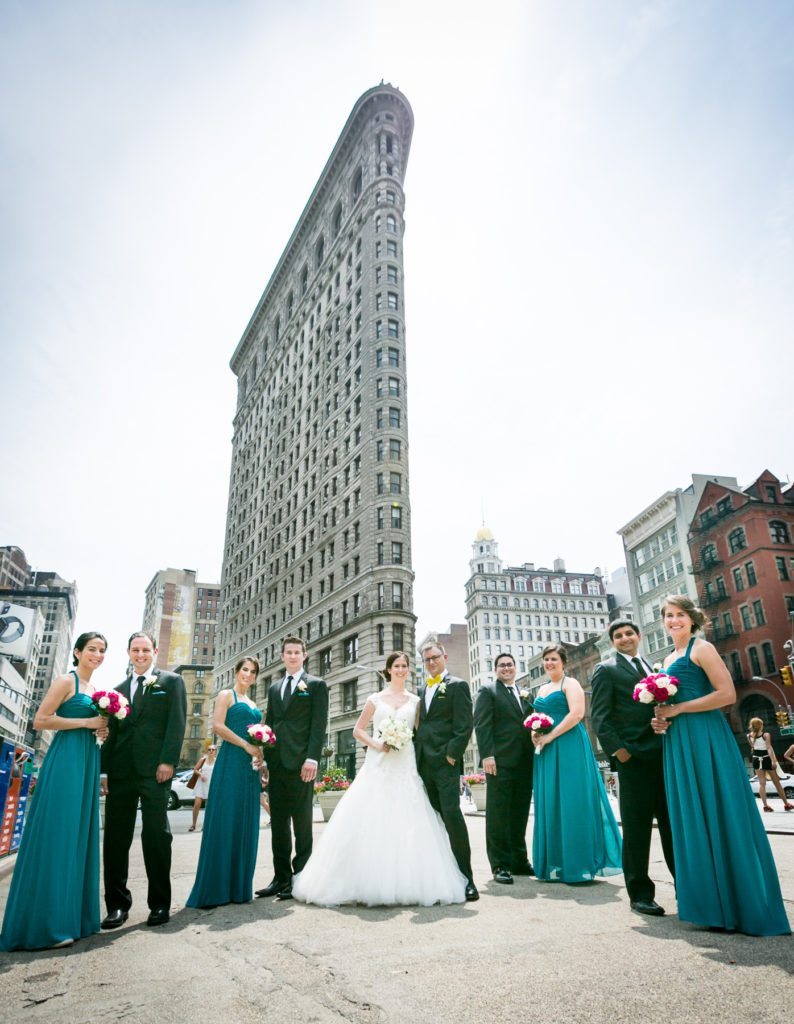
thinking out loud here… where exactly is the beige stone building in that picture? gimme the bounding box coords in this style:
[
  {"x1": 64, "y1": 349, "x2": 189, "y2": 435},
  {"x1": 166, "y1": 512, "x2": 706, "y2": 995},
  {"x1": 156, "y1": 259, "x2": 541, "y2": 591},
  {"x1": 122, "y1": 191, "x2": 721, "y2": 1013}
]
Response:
[
  {"x1": 173, "y1": 663, "x2": 215, "y2": 768},
  {"x1": 142, "y1": 568, "x2": 220, "y2": 670},
  {"x1": 216, "y1": 84, "x2": 416, "y2": 778}
]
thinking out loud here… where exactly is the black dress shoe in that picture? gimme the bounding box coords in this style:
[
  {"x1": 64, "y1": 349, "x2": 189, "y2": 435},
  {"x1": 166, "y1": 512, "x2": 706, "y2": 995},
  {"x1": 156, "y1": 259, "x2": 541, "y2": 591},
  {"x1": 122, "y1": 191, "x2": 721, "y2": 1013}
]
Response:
[
  {"x1": 493, "y1": 869, "x2": 514, "y2": 885},
  {"x1": 275, "y1": 885, "x2": 294, "y2": 901},
  {"x1": 464, "y1": 881, "x2": 480, "y2": 902},
  {"x1": 512, "y1": 863, "x2": 535, "y2": 876},
  {"x1": 146, "y1": 907, "x2": 170, "y2": 927},
  {"x1": 100, "y1": 909, "x2": 129, "y2": 930},
  {"x1": 255, "y1": 879, "x2": 291, "y2": 898},
  {"x1": 630, "y1": 899, "x2": 665, "y2": 916}
]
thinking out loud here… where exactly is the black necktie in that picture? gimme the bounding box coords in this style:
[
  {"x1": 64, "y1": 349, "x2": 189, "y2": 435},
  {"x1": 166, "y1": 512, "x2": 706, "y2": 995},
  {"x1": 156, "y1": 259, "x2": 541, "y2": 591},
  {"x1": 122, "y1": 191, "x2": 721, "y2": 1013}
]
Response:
[
  {"x1": 631, "y1": 657, "x2": 646, "y2": 679},
  {"x1": 282, "y1": 675, "x2": 294, "y2": 708},
  {"x1": 133, "y1": 675, "x2": 146, "y2": 709}
]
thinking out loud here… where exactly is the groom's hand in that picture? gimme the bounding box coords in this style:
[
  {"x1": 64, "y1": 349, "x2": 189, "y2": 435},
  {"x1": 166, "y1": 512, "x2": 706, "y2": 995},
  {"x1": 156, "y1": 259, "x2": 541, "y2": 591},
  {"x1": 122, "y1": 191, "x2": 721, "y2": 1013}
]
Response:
[
  {"x1": 156, "y1": 763, "x2": 175, "y2": 784},
  {"x1": 482, "y1": 756, "x2": 497, "y2": 776},
  {"x1": 446, "y1": 755, "x2": 455, "y2": 766},
  {"x1": 300, "y1": 759, "x2": 318, "y2": 783}
]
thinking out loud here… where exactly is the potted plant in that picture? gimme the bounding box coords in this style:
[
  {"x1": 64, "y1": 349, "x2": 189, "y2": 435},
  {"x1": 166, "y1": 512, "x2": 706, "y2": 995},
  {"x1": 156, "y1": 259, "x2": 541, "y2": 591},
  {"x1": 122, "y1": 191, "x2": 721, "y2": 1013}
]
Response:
[
  {"x1": 314, "y1": 767, "x2": 351, "y2": 820},
  {"x1": 464, "y1": 772, "x2": 487, "y2": 811}
]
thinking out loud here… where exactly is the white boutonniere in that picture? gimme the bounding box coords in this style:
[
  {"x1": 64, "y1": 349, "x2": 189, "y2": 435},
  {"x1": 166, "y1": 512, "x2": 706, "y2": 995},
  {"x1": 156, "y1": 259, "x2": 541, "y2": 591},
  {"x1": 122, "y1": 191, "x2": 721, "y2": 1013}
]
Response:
[
  {"x1": 296, "y1": 680, "x2": 308, "y2": 692},
  {"x1": 143, "y1": 677, "x2": 158, "y2": 689},
  {"x1": 437, "y1": 682, "x2": 447, "y2": 696},
  {"x1": 652, "y1": 662, "x2": 662, "y2": 673},
  {"x1": 520, "y1": 689, "x2": 530, "y2": 700}
]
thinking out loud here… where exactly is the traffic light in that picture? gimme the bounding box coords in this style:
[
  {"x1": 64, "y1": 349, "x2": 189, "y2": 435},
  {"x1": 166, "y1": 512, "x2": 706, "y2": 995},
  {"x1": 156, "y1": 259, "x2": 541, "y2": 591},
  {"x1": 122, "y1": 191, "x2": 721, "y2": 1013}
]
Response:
[
  {"x1": 775, "y1": 709, "x2": 790, "y2": 728},
  {"x1": 781, "y1": 665, "x2": 793, "y2": 687}
]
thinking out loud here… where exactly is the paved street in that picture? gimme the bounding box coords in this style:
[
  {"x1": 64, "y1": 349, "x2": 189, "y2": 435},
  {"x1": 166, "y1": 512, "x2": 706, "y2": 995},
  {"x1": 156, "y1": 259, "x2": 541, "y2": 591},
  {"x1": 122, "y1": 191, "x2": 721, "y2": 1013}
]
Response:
[{"x1": 1, "y1": 799, "x2": 792, "y2": 1024}]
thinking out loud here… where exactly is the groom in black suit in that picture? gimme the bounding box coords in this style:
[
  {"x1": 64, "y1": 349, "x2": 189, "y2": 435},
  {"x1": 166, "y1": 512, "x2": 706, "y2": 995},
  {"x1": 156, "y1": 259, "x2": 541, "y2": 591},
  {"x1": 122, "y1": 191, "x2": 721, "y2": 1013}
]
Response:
[
  {"x1": 473, "y1": 652, "x2": 534, "y2": 884},
  {"x1": 256, "y1": 635, "x2": 328, "y2": 900},
  {"x1": 591, "y1": 620, "x2": 675, "y2": 916},
  {"x1": 101, "y1": 631, "x2": 186, "y2": 928},
  {"x1": 415, "y1": 641, "x2": 478, "y2": 901}
]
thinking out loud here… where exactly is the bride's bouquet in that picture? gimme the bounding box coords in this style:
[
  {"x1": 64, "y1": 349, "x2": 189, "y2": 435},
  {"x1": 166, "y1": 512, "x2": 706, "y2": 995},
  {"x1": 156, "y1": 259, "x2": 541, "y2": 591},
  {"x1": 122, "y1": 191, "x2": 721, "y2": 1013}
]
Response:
[
  {"x1": 633, "y1": 673, "x2": 679, "y2": 706},
  {"x1": 523, "y1": 712, "x2": 554, "y2": 755},
  {"x1": 377, "y1": 716, "x2": 413, "y2": 751},
  {"x1": 90, "y1": 691, "x2": 130, "y2": 747}
]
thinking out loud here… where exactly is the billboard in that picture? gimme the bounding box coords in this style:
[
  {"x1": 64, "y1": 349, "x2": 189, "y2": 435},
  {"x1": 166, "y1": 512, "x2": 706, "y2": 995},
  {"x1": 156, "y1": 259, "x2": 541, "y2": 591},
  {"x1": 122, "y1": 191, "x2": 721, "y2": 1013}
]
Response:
[{"x1": 0, "y1": 602, "x2": 37, "y2": 662}]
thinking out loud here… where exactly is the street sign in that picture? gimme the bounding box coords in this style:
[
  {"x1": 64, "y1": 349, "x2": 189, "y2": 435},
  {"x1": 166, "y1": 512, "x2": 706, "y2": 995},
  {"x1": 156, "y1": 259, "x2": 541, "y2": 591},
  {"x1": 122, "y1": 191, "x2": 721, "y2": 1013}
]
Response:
[{"x1": 779, "y1": 726, "x2": 794, "y2": 736}]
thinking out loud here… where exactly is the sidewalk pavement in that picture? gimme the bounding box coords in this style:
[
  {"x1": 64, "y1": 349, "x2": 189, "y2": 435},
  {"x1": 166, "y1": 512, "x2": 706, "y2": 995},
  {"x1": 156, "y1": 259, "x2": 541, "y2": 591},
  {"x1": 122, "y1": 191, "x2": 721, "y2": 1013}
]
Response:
[{"x1": 1, "y1": 801, "x2": 792, "y2": 1024}]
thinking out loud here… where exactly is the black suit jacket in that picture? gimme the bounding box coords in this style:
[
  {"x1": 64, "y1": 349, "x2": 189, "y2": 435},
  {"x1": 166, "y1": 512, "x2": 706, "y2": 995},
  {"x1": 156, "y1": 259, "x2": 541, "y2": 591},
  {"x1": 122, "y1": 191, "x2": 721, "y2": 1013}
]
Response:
[
  {"x1": 101, "y1": 668, "x2": 187, "y2": 778},
  {"x1": 265, "y1": 673, "x2": 329, "y2": 772},
  {"x1": 473, "y1": 682, "x2": 534, "y2": 770},
  {"x1": 414, "y1": 675, "x2": 473, "y2": 772},
  {"x1": 590, "y1": 655, "x2": 663, "y2": 765}
]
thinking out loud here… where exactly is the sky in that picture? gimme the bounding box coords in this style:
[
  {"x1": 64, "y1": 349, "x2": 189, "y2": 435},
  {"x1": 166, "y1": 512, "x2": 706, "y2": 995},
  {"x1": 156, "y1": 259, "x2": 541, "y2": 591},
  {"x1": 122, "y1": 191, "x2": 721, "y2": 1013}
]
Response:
[{"x1": 2, "y1": 0, "x2": 793, "y2": 682}]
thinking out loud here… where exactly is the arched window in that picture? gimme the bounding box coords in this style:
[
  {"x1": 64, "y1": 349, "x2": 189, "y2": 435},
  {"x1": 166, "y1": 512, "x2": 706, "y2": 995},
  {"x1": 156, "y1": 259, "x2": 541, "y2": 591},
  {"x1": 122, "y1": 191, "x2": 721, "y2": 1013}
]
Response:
[
  {"x1": 728, "y1": 527, "x2": 746, "y2": 554},
  {"x1": 300, "y1": 265, "x2": 309, "y2": 295},
  {"x1": 386, "y1": 214, "x2": 397, "y2": 233},
  {"x1": 315, "y1": 234, "x2": 325, "y2": 266},
  {"x1": 195, "y1": 681, "x2": 204, "y2": 694},
  {"x1": 701, "y1": 542, "x2": 718, "y2": 567},
  {"x1": 332, "y1": 201, "x2": 343, "y2": 237}
]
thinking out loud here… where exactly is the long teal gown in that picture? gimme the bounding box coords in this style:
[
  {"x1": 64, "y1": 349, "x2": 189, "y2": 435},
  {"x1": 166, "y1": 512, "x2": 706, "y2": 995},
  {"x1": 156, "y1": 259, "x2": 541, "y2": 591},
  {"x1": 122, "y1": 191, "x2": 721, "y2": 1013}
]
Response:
[
  {"x1": 532, "y1": 686, "x2": 622, "y2": 883},
  {"x1": 186, "y1": 692, "x2": 262, "y2": 908},
  {"x1": 0, "y1": 672, "x2": 100, "y2": 951},
  {"x1": 663, "y1": 638, "x2": 790, "y2": 935}
]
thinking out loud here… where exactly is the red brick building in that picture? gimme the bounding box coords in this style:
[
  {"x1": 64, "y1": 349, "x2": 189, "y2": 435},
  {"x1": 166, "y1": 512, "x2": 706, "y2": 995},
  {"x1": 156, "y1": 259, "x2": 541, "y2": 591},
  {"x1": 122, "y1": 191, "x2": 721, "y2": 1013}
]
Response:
[{"x1": 688, "y1": 470, "x2": 794, "y2": 748}]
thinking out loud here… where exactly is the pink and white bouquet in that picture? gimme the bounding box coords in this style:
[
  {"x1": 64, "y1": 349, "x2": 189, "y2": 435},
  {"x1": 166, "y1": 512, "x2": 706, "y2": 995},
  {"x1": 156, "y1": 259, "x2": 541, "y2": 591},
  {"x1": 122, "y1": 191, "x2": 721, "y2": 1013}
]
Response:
[
  {"x1": 633, "y1": 673, "x2": 679, "y2": 706},
  {"x1": 377, "y1": 716, "x2": 412, "y2": 751},
  {"x1": 90, "y1": 690, "x2": 130, "y2": 746},
  {"x1": 247, "y1": 723, "x2": 276, "y2": 769},
  {"x1": 524, "y1": 712, "x2": 554, "y2": 755}
]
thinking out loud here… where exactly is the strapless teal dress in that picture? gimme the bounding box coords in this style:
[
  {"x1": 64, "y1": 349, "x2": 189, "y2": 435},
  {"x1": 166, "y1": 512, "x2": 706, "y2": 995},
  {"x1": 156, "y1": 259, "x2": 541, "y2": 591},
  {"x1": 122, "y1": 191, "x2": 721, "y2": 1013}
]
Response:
[
  {"x1": 532, "y1": 686, "x2": 622, "y2": 883},
  {"x1": 187, "y1": 693, "x2": 262, "y2": 907},
  {"x1": 663, "y1": 638, "x2": 790, "y2": 935},
  {"x1": 0, "y1": 672, "x2": 100, "y2": 950}
]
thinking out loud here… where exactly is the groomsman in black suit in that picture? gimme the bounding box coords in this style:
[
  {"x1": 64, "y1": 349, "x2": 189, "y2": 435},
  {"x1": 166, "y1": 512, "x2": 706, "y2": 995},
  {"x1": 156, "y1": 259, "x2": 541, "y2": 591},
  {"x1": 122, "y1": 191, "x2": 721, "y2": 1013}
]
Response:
[
  {"x1": 473, "y1": 652, "x2": 534, "y2": 884},
  {"x1": 101, "y1": 631, "x2": 186, "y2": 928},
  {"x1": 256, "y1": 636, "x2": 329, "y2": 900},
  {"x1": 590, "y1": 620, "x2": 675, "y2": 916},
  {"x1": 415, "y1": 641, "x2": 478, "y2": 901}
]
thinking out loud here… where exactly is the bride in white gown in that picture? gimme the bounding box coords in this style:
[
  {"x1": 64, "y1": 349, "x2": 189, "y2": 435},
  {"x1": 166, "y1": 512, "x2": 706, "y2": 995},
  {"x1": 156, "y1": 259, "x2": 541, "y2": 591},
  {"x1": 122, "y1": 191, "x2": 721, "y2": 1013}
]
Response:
[{"x1": 292, "y1": 652, "x2": 467, "y2": 907}]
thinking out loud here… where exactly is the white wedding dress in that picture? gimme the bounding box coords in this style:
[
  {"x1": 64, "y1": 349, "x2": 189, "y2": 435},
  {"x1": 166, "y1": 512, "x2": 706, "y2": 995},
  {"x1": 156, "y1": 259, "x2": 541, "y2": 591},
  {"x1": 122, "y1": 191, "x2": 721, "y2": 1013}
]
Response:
[{"x1": 292, "y1": 692, "x2": 467, "y2": 906}]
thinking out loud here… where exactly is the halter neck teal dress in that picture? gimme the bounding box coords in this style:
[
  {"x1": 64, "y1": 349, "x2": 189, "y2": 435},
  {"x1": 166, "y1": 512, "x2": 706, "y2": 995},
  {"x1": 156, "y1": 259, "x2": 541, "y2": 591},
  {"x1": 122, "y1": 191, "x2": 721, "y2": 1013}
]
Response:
[
  {"x1": 663, "y1": 638, "x2": 790, "y2": 935},
  {"x1": 0, "y1": 671, "x2": 101, "y2": 950},
  {"x1": 532, "y1": 684, "x2": 622, "y2": 883},
  {"x1": 187, "y1": 691, "x2": 262, "y2": 907}
]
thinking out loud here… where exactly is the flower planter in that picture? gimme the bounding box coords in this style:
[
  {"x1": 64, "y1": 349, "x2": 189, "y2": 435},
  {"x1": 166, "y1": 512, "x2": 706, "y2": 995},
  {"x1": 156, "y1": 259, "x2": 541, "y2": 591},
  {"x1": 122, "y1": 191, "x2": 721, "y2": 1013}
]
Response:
[
  {"x1": 471, "y1": 785, "x2": 486, "y2": 811},
  {"x1": 317, "y1": 790, "x2": 346, "y2": 820}
]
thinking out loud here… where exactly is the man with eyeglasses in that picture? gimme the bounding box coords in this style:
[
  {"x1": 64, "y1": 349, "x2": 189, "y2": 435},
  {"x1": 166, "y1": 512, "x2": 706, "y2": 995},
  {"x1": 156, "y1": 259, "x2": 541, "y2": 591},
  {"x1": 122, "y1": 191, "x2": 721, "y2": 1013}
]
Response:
[{"x1": 415, "y1": 641, "x2": 478, "y2": 901}]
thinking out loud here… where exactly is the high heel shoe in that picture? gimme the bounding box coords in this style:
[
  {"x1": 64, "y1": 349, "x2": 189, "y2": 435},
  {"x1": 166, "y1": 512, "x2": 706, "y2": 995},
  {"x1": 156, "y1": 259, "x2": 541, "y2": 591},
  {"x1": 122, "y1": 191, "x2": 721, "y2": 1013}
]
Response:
[
  {"x1": 763, "y1": 806, "x2": 773, "y2": 812},
  {"x1": 784, "y1": 803, "x2": 794, "y2": 812}
]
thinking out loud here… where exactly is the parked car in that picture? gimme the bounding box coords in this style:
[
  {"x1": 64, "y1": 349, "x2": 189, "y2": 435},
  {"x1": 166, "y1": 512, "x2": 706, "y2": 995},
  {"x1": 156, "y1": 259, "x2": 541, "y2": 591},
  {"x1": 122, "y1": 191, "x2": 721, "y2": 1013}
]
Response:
[
  {"x1": 168, "y1": 770, "x2": 196, "y2": 810},
  {"x1": 749, "y1": 771, "x2": 794, "y2": 801}
]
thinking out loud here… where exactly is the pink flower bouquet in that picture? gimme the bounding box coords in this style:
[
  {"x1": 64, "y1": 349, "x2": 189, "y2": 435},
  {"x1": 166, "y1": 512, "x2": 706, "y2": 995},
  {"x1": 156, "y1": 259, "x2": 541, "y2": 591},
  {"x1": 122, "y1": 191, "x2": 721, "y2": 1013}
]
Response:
[
  {"x1": 633, "y1": 673, "x2": 679, "y2": 706},
  {"x1": 524, "y1": 712, "x2": 554, "y2": 755},
  {"x1": 90, "y1": 690, "x2": 130, "y2": 747},
  {"x1": 247, "y1": 723, "x2": 276, "y2": 770}
]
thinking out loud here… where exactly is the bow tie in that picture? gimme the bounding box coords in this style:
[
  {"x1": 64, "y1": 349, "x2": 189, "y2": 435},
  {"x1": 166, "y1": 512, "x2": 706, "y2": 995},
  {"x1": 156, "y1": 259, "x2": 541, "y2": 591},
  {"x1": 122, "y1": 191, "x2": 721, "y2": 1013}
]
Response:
[{"x1": 427, "y1": 675, "x2": 444, "y2": 688}]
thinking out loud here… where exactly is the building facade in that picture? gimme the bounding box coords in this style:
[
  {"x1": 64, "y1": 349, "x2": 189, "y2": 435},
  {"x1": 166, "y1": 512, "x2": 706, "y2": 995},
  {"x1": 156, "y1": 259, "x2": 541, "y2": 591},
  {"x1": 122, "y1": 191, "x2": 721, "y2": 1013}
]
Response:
[
  {"x1": 465, "y1": 527, "x2": 609, "y2": 692},
  {"x1": 216, "y1": 85, "x2": 416, "y2": 774},
  {"x1": 617, "y1": 475, "x2": 738, "y2": 661},
  {"x1": 464, "y1": 526, "x2": 609, "y2": 769},
  {"x1": 0, "y1": 570, "x2": 78, "y2": 755},
  {"x1": 142, "y1": 568, "x2": 220, "y2": 670},
  {"x1": 0, "y1": 546, "x2": 31, "y2": 590},
  {"x1": 173, "y1": 663, "x2": 215, "y2": 768},
  {"x1": 687, "y1": 470, "x2": 794, "y2": 746}
]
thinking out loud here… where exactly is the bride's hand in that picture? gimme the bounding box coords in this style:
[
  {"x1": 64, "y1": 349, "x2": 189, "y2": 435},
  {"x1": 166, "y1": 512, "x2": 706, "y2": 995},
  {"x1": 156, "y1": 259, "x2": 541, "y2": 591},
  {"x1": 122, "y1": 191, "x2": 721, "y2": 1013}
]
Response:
[{"x1": 379, "y1": 742, "x2": 391, "y2": 753}]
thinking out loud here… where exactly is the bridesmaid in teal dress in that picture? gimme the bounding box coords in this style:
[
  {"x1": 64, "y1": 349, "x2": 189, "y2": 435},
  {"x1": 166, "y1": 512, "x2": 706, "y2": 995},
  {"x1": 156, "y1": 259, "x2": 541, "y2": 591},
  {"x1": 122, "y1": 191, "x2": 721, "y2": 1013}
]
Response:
[
  {"x1": 532, "y1": 644, "x2": 622, "y2": 883},
  {"x1": 654, "y1": 595, "x2": 790, "y2": 936},
  {"x1": 0, "y1": 632, "x2": 109, "y2": 951},
  {"x1": 187, "y1": 656, "x2": 263, "y2": 908}
]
